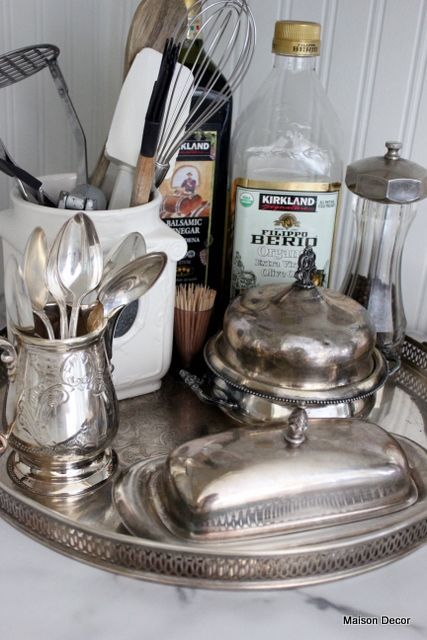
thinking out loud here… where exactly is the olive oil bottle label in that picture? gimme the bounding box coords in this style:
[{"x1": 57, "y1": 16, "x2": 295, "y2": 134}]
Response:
[
  {"x1": 230, "y1": 179, "x2": 340, "y2": 297},
  {"x1": 160, "y1": 130, "x2": 217, "y2": 284}
]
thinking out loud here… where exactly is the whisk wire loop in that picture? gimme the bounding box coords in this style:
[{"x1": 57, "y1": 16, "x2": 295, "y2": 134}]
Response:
[{"x1": 154, "y1": 0, "x2": 256, "y2": 185}]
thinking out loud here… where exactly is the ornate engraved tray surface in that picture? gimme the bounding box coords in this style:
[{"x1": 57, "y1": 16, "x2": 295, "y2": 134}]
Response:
[{"x1": 1, "y1": 337, "x2": 427, "y2": 590}]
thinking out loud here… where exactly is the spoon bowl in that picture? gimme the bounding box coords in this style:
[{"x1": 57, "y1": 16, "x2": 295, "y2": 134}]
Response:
[
  {"x1": 4, "y1": 255, "x2": 35, "y2": 333},
  {"x1": 102, "y1": 231, "x2": 147, "y2": 286},
  {"x1": 23, "y1": 227, "x2": 55, "y2": 339},
  {"x1": 87, "y1": 252, "x2": 167, "y2": 335},
  {"x1": 57, "y1": 213, "x2": 103, "y2": 338},
  {"x1": 99, "y1": 252, "x2": 167, "y2": 318},
  {"x1": 46, "y1": 221, "x2": 70, "y2": 339}
]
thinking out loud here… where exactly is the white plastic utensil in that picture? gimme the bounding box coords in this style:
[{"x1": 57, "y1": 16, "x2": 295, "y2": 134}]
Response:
[{"x1": 106, "y1": 48, "x2": 193, "y2": 209}]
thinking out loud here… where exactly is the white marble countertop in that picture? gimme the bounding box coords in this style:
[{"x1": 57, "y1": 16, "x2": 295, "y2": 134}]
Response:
[{"x1": 0, "y1": 517, "x2": 425, "y2": 640}]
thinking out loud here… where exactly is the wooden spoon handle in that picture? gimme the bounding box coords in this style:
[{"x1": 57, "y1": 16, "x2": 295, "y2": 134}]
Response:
[
  {"x1": 90, "y1": 143, "x2": 110, "y2": 188},
  {"x1": 125, "y1": 0, "x2": 187, "y2": 73},
  {"x1": 91, "y1": 1, "x2": 186, "y2": 192},
  {"x1": 131, "y1": 155, "x2": 155, "y2": 206}
]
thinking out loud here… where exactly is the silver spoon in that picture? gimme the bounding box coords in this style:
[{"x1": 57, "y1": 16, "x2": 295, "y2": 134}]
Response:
[
  {"x1": 46, "y1": 222, "x2": 69, "y2": 339},
  {"x1": 87, "y1": 252, "x2": 167, "y2": 335},
  {"x1": 57, "y1": 213, "x2": 103, "y2": 338},
  {"x1": 4, "y1": 255, "x2": 35, "y2": 333},
  {"x1": 23, "y1": 228, "x2": 55, "y2": 340},
  {"x1": 102, "y1": 232, "x2": 147, "y2": 286},
  {"x1": 82, "y1": 231, "x2": 147, "y2": 307}
]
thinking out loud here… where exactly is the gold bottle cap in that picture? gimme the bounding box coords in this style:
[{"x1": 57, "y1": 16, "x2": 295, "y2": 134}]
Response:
[
  {"x1": 184, "y1": 0, "x2": 199, "y2": 16},
  {"x1": 273, "y1": 20, "x2": 321, "y2": 56}
]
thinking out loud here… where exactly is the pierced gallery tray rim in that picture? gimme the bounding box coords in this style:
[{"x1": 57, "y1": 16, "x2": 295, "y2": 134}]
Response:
[{"x1": 0, "y1": 337, "x2": 427, "y2": 589}]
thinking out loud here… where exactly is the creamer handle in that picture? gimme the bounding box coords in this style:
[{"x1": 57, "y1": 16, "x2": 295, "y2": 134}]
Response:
[{"x1": 0, "y1": 337, "x2": 18, "y2": 454}]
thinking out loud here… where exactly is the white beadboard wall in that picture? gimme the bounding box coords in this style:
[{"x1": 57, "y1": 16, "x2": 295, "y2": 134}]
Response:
[{"x1": 1, "y1": 0, "x2": 427, "y2": 334}]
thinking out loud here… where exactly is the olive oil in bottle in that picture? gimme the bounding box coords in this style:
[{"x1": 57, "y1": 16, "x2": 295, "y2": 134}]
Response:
[{"x1": 229, "y1": 20, "x2": 342, "y2": 297}]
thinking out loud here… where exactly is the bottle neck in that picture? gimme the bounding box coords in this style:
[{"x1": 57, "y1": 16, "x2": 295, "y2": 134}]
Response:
[
  {"x1": 186, "y1": 11, "x2": 202, "y2": 41},
  {"x1": 273, "y1": 54, "x2": 317, "y2": 72}
]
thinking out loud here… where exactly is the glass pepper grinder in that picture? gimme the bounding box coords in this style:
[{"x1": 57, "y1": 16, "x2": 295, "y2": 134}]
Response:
[{"x1": 343, "y1": 141, "x2": 427, "y2": 369}]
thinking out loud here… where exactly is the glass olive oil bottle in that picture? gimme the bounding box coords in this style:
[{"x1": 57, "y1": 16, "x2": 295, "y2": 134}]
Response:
[{"x1": 229, "y1": 20, "x2": 342, "y2": 298}]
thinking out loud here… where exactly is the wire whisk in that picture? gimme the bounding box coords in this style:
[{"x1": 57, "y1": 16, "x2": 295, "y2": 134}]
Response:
[{"x1": 154, "y1": 0, "x2": 256, "y2": 186}]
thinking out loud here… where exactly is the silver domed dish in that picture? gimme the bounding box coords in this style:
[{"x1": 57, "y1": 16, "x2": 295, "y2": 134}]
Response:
[{"x1": 191, "y1": 248, "x2": 388, "y2": 425}]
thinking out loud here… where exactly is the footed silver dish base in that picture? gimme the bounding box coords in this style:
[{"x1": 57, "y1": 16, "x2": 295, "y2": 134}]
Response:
[{"x1": 1, "y1": 336, "x2": 427, "y2": 589}]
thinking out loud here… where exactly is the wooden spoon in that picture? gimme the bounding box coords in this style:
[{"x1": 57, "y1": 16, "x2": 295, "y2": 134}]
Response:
[{"x1": 90, "y1": 0, "x2": 187, "y2": 187}]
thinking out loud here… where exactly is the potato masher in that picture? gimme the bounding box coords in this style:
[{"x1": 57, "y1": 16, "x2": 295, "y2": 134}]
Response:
[{"x1": 0, "y1": 43, "x2": 88, "y2": 185}]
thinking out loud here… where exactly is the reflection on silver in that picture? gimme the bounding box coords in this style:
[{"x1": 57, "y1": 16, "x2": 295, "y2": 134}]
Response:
[
  {"x1": 198, "y1": 260, "x2": 388, "y2": 425},
  {"x1": 114, "y1": 413, "x2": 418, "y2": 542},
  {"x1": 0, "y1": 321, "x2": 118, "y2": 497},
  {"x1": 0, "y1": 338, "x2": 426, "y2": 588}
]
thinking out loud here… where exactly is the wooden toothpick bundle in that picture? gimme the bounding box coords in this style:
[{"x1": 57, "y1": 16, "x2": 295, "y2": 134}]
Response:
[
  {"x1": 174, "y1": 284, "x2": 217, "y2": 368},
  {"x1": 175, "y1": 284, "x2": 216, "y2": 312}
]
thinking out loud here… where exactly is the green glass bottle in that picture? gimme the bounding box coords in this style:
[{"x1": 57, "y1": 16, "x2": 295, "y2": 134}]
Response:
[{"x1": 159, "y1": 0, "x2": 232, "y2": 323}]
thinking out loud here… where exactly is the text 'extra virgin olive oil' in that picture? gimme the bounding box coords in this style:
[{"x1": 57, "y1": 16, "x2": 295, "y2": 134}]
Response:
[
  {"x1": 229, "y1": 20, "x2": 343, "y2": 298},
  {"x1": 159, "y1": 1, "x2": 232, "y2": 315}
]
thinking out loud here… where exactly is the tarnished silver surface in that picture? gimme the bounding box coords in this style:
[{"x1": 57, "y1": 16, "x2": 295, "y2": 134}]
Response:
[
  {"x1": 114, "y1": 409, "x2": 418, "y2": 542},
  {"x1": 217, "y1": 282, "x2": 378, "y2": 392},
  {"x1": 56, "y1": 213, "x2": 103, "y2": 339},
  {"x1": 346, "y1": 141, "x2": 427, "y2": 203},
  {"x1": 0, "y1": 322, "x2": 118, "y2": 497},
  {"x1": 200, "y1": 264, "x2": 388, "y2": 424},
  {"x1": 206, "y1": 333, "x2": 387, "y2": 403},
  {"x1": 0, "y1": 338, "x2": 426, "y2": 588},
  {"x1": 22, "y1": 227, "x2": 55, "y2": 340},
  {"x1": 200, "y1": 247, "x2": 388, "y2": 427},
  {"x1": 181, "y1": 368, "x2": 379, "y2": 426},
  {"x1": 4, "y1": 255, "x2": 35, "y2": 334}
]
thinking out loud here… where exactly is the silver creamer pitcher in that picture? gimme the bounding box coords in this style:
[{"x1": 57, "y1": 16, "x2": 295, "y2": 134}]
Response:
[{"x1": 0, "y1": 319, "x2": 118, "y2": 497}]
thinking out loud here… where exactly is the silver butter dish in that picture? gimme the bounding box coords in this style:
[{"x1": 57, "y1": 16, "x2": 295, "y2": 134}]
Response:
[
  {"x1": 114, "y1": 409, "x2": 417, "y2": 542},
  {"x1": 187, "y1": 247, "x2": 388, "y2": 425}
]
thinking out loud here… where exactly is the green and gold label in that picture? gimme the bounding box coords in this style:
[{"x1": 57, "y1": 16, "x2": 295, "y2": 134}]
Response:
[{"x1": 230, "y1": 179, "x2": 341, "y2": 297}]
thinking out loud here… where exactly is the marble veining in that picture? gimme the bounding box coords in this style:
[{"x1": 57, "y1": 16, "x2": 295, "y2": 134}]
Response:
[
  {"x1": 298, "y1": 591, "x2": 425, "y2": 635},
  {"x1": 0, "y1": 518, "x2": 426, "y2": 640}
]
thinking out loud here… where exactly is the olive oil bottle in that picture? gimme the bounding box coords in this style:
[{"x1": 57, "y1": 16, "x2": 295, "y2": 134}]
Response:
[
  {"x1": 229, "y1": 20, "x2": 342, "y2": 297},
  {"x1": 159, "y1": 0, "x2": 232, "y2": 312}
]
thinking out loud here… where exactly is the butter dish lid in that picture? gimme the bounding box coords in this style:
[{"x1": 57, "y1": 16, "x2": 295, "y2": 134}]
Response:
[{"x1": 114, "y1": 409, "x2": 418, "y2": 542}]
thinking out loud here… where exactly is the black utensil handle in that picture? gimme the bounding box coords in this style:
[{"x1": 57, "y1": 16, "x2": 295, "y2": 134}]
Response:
[{"x1": 0, "y1": 157, "x2": 42, "y2": 190}]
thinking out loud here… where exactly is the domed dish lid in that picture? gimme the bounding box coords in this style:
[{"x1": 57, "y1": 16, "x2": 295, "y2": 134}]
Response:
[
  {"x1": 114, "y1": 409, "x2": 418, "y2": 542},
  {"x1": 205, "y1": 248, "x2": 388, "y2": 404}
]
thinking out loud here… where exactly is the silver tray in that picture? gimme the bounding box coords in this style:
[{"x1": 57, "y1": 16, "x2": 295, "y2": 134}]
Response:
[{"x1": 0, "y1": 337, "x2": 427, "y2": 590}]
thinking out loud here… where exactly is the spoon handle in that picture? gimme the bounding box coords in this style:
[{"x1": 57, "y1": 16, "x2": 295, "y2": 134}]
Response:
[
  {"x1": 34, "y1": 310, "x2": 56, "y2": 340},
  {"x1": 58, "y1": 300, "x2": 69, "y2": 340},
  {"x1": 68, "y1": 296, "x2": 81, "y2": 339}
]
